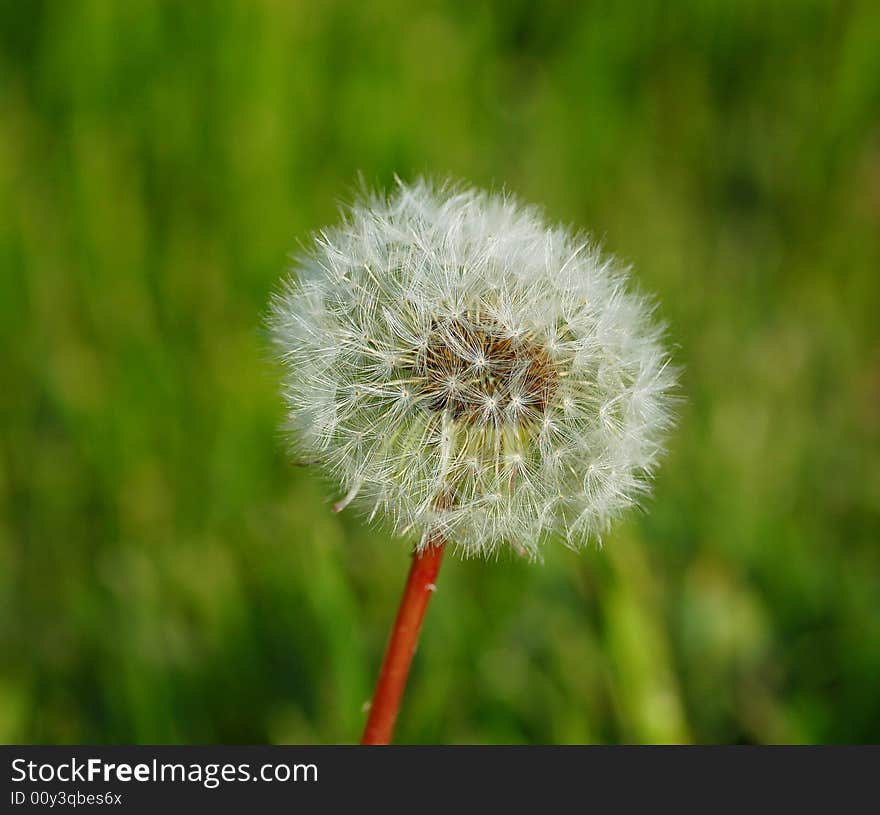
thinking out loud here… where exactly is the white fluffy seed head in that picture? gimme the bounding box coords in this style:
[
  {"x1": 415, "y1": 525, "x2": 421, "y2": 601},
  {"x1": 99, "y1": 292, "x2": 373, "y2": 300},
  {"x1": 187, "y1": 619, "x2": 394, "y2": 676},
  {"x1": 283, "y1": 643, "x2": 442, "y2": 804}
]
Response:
[{"x1": 270, "y1": 179, "x2": 678, "y2": 558}]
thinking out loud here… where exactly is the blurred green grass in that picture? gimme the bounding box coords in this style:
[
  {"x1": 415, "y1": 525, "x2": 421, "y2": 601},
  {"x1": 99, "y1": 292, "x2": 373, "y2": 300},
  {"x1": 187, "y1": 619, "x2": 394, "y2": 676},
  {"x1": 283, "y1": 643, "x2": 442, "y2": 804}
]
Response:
[{"x1": 1, "y1": 0, "x2": 879, "y2": 744}]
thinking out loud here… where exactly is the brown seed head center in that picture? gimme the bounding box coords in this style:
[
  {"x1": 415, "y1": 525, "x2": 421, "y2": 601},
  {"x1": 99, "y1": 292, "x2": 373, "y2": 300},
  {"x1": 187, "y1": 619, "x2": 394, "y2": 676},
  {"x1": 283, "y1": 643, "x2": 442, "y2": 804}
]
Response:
[{"x1": 414, "y1": 317, "x2": 559, "y2": 423}]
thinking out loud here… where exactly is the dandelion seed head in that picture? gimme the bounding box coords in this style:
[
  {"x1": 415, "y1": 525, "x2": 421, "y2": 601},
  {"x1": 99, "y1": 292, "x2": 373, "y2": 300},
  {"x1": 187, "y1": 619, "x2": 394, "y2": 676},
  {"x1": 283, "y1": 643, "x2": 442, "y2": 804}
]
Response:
[{"x1": 270, "y1": 179, "x2": 678, "y2": 558}]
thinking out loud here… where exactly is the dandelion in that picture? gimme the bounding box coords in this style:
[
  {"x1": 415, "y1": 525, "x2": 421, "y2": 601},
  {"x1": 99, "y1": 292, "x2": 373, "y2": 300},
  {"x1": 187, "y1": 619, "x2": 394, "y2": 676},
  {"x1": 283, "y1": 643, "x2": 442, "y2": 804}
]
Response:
[{"x1": 269, "y1": 178, "x2": 677, "y2": 743}]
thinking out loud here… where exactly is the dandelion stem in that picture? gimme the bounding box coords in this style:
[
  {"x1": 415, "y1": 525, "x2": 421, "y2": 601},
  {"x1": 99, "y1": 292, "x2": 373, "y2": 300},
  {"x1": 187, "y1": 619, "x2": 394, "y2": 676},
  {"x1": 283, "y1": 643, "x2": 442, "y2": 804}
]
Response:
[{"x1": 361, "y1": 535, "x2": 445, "y2": 744}]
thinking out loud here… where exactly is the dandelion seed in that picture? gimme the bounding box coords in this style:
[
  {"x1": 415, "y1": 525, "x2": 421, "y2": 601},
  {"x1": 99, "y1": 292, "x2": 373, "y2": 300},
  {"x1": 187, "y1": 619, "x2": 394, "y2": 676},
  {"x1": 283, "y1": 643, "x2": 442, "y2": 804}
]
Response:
[{"x1": 270, "y1": 178, "x2": 677, "y2": 558}]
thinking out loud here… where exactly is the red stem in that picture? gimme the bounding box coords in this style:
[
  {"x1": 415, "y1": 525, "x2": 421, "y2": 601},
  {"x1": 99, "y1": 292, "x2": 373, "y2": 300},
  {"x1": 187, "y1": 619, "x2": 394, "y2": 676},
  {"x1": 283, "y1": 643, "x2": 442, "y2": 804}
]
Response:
[{"x1": 361, "y1": 537, "x2": 446, "y2": 745}]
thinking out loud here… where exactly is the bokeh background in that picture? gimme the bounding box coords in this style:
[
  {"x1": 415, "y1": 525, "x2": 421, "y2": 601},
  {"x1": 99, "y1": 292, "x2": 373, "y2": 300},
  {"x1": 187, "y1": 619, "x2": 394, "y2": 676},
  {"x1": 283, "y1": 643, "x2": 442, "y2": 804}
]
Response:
[{"x1": 2, "y1": 0, "x2": 879, "y2": 744}]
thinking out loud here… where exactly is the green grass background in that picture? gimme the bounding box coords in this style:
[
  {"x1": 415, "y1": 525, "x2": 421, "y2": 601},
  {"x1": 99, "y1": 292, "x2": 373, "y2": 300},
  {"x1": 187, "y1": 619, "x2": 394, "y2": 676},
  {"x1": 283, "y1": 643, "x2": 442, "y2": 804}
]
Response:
[{"x1": 2, "y1": 0, "x2": 879, "y2": 744}]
